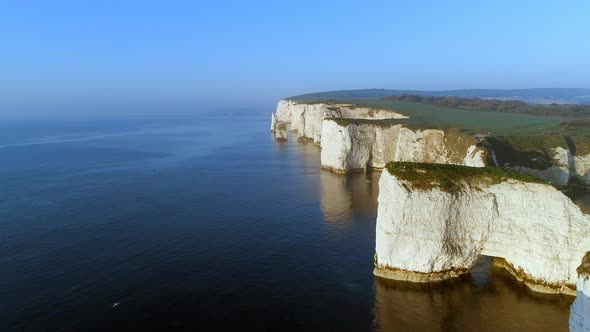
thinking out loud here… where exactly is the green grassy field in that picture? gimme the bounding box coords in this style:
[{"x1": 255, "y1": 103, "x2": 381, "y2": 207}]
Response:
[
  {"x1": 288, "y1": 88, "x2": 590, "y2": 104},
  {"x1": 293, "y1": 97, "x2": 590, "y2": 137},
  {"x1": 313, "y1": 98, "x2": 576, "y2": 136},
  {"x1": 386, "y1": 162, "x2": 547, "y2": 192}
]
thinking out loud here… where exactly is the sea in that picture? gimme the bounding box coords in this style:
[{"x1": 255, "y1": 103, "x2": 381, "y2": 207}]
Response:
[{"x1": 0, "y1": 110, "x2": 582, "y2": 331}]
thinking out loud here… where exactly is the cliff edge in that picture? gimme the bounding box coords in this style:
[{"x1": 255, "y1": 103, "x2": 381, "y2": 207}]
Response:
[{"x1": 374, "y1": 162, "x2": 590, "y2": 295}]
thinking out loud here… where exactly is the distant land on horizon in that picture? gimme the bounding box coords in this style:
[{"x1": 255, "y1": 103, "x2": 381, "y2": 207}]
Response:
[{"x1": 288, "y1": 88, "x2": 590, "y2": 105}]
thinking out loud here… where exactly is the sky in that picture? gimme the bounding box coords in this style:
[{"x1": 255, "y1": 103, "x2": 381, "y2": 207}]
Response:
[{"x1": 1, "y1": 0, "x2": 590, "y2": 116}]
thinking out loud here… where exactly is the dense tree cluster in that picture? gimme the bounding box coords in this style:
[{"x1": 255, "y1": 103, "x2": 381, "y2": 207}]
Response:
[{"x1": 384, "y1": 94, "x2": 590, "y2": 118}]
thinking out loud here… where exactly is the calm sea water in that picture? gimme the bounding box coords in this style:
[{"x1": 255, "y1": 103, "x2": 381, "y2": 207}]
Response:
[{"x1": 0, "y1": 112, "x2": 577, "y2": 331}]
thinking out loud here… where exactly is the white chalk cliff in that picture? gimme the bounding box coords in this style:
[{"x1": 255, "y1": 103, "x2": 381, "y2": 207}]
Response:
[
  {"x1": 270, "y1": 100, "x2": 485, "y2": 173},
  {"x1": 374, "y1": 163, "x2": 590, "y2": 295},
  {"x1": 320, "y1": 119, "x2": 485, "y2": 173},
  {"x1": 270, "y1": 99, "x2": 407, "y2": 143},
  {"x1": 271, "y1": 99, "x2": 590, "y2": 186},
  {"x1": 571, "y1": 252, "x2": 590, "y2": 332}
]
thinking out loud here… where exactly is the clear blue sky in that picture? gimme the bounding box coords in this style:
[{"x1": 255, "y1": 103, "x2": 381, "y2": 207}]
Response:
[{"x1": 1, "y1": 0, "x2": 589, "y2": 111}]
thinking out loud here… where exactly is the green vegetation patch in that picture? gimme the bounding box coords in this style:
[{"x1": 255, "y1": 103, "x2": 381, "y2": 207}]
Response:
[
  {"x1": 304, "y1": 98, "x2": 573, "y2": 136},
  {"x1": 291, "y1": 97, "x2": 590, "y2": 162},
  {"x1": 385, "y1": 94, "x2": 590, "y2": 118},
  {"x1": 287, "y1": 97, "x2": 590, "y2": 136},
  {"x1": 561, "y1": 118, "x2": 590, "y2": 129},
  {"x1": 386, "y1": 162, "x2": 547, "y2": 192}
]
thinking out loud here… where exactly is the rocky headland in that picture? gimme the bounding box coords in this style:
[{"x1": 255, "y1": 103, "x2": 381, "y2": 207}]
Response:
[
  {"x1": 271, "y1": 98, "x2": 590, "y2": 187},
  {"x1": 271, "y1": 92, "x2": 590, "y2": 328},
  {"x1": 570, "y1": 252, "x2": 590, "y2": 331}
]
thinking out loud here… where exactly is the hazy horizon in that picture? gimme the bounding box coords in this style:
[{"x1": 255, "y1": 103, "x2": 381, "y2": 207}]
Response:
[{"x1": 2, "y1": 0, "x2": 590, "y2": 118}]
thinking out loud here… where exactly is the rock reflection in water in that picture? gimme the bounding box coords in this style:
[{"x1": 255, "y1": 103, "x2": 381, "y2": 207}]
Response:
[
  {"x1": 320, "y1": 169, "x2": 381, "y2": 225},
  {"x1": 373, "y1": 256, "x2": 573, "y2": 332}
]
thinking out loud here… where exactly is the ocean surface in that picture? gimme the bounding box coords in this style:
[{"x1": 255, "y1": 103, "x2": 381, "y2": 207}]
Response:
[{"x1": 0, "y1": 111, "x2": 579, "y2": 331}]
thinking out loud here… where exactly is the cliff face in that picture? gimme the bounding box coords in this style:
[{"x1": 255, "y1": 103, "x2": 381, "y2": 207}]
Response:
[
  {"x1": 320, "y1": 119, "x2": 485, "y2": 173},
  {"x1": 271, "y1": 99, "x2": 590, "y2": 186},
  {"x1": 271, "y1": 100, "x2": 407, "y2": 143},
  {"x1": 270, "y1": 100, "x2": 488, "y2": 173},
  {"x1": 374, "y1": 163, "x2": 590, "y2": 295}
]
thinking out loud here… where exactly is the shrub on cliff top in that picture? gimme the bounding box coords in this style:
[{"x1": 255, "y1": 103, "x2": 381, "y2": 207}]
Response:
[{"x1": 386, "y1": 162, "x2": 547, "y2": 192}]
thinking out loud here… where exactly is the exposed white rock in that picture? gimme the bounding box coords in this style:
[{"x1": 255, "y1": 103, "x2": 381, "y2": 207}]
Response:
[
  {"x1": 463, "y1": 145, "x2": 486, "y2": 167},
  {"x1": 272, "y1": 99, "x2": 407, "y2": 143},
  {"x1": 320, "y1": 119, "x2": 486, "y2": 172},
  {"x1": 319, "y1": 120, "x2": 376, "y2": 172},
  {"x1": 570, "y1": 253, "x2": 590, "y2": 332},
  {"x1": 374, "y1": 165, "x2": 590, "y2": 295},
  {"x1": 393, "y1": 127, "x2": 449, "y2": 164},
  {"x1": 274, "y1": 99, "x2": 590, "y2": 186},
  {"x1": 270, "y1": 113, "x2": 277, "y2": 132}
]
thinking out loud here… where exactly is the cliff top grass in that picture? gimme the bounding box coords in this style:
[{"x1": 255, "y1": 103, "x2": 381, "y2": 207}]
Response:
[
  {"x1": 326, "y1": 117, "x2": 475, "y2": 143},
  {"x1": 384, "y1": 94, "x2": 590, "y2": 118},
  {"x1": 297, "y1": 97, "x2": 590, "y2": 159},
  {"x1": 386, "y1": 162, "x2": 547, "y2": 192},
  {"x1": 287, "y1": 88, "x2": 590, "y2": 104}
]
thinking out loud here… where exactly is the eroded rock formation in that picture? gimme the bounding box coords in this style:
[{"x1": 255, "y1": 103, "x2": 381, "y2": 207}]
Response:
[
  {"x1": 271, "y1": 99, "x2": 590, "y2": 186},
  {"x1": 320, "y1": 119, "x2": 485, "y2": 173},
  {"x1": 374, "y1": 162, "x2": 590, "y2": 295},
  {"x1": 482, "y1": 136, "x2": 590, "y2": 187},
  {"x1": 270, "y1": 99, "x2": 407, "y2": 143}
]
